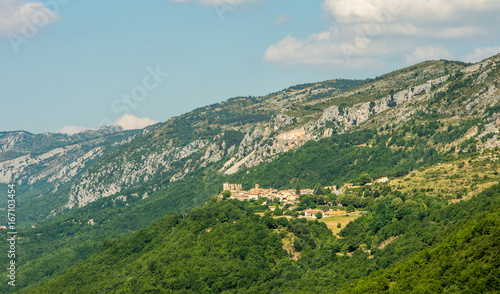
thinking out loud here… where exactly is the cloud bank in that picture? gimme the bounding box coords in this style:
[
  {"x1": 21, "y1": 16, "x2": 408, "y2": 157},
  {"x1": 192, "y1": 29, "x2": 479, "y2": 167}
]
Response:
[
  {"x1": 264, "y1": 0, "x2": 500, "y2": 69},
  {"x1": 0, "y1": 0, "x2": 61, "y2": 37},
  {"x1": 113, "y1": 114, "x2": 157, "y2": 130},
  {"x1": 58, "y1": 115, "x2": 157, "y2": 135}
]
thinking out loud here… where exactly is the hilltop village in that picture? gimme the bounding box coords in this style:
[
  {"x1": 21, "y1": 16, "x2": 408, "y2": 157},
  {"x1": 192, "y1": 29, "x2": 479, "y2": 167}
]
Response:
[
  {"x1": 221, "y1": 177, "x2": 389, "y2": 203},
  {"x1": 220, "y1": 182, "x2": 317, "y2": 204},
  {"x1": 218, "y1": 177, "x2": 389, "y2": 219}
]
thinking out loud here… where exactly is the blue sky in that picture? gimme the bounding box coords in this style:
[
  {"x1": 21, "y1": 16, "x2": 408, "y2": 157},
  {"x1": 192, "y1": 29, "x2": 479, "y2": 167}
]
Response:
[{"x1": 1, "y1": 0, "x2": 500, "y2": 134}]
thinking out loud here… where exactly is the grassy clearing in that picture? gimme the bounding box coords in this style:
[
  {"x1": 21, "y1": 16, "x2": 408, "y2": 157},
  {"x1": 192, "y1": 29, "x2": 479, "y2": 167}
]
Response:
[
  {"x1": 319, "y1": 212, "x2": 362, "y2": 235},
  {"x1": 280, "y1": 231, "x2": 301, "y2": 260},
  {"x1": 390, "y1": 150, "x2": 500, "y2": 201}
]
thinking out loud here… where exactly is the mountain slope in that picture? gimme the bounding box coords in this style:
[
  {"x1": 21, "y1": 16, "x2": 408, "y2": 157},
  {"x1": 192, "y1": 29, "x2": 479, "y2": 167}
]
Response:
[
  {"x1": 64, "y1": 56, "x2": 500, "y2": 212},
  {"x1": 63, "y1": 79, "x2": 368, "y2": 209},
  {"x1": 22, "y1": 181, "x2": 500, "y2": 293},
  {"x1": 4, "y1": 54, "x2": 500, "y2": 293},
  {"x1": 341, "y1": 185, "x2": 500, "y2": 294},
  {"x1": 0, "y1": 126, "x2": 138, "y2": 226}
]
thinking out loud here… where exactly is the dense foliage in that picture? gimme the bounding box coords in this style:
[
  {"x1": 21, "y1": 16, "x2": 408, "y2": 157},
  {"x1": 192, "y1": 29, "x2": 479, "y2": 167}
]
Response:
[
  {"x1": 341, "y1": 183, "x2": 500, "y2": 293},
  {"x1": 0, "y1": 174, "x2": 223, "y2": 293},
  {"x1": 22, "y1": 183, "x2": 500, "y2": 293},
  {"x1": 231, "y1": 130, "x2": 441, "y2": 189}
]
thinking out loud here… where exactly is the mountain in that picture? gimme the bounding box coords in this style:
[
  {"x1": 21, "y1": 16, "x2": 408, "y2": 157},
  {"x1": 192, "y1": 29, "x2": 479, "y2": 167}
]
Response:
[
  {"x1": 21, "y1": 175, "x2": 500, "y2": 293},
  {"x1": 0, "y1": 126, "x2": 139, "y2": 227},
  {"x1": 62, "y1": 57, "x2": 500, "y2": 211},
  {"x1": 2, "y1": 53, "x2": 500, "y2": 292}
]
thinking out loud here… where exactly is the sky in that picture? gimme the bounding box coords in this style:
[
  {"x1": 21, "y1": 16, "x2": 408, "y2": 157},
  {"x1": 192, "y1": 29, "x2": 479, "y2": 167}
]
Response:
[{"x1": 1, "y1": 0, "x2": 500, "y2": 134}]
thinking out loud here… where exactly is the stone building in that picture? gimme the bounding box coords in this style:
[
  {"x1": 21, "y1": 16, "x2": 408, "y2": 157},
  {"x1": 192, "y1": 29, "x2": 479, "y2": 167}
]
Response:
[{"x1": 223, "y1": 182, "x2": 242, "y2": 193}]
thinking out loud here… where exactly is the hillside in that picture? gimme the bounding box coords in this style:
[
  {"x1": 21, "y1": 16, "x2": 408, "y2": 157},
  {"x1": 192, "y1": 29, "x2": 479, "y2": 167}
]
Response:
[
  {"x1": 0, "y1": 126, "x2": 138, "y2": 227},
  {"x1": 3, "y1": 53, "x2": 500, "y2": 293},
  {"x1": 341, "y1": 185, "x2": 500, "y2": 293},
  {"x1": 21, "y1": 181, "x2": 500, "y2": 293},
  {"x1": 63, "y1": 56, "x2": 500, "y2": 213}
]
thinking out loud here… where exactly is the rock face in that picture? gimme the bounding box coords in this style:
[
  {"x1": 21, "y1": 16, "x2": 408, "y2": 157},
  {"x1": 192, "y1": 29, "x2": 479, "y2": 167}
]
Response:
[
  {"x1": 0, "y1": 145, "x2": 104, "y2": 185},
  {"x1": 6, "y1": 55, "x2": 500, "y2": 215},
  {"x1": 0, "y1": 127, "x2": 135, "y2": 214},
  {"x1": 63, "y1": 55, "x2": 500, "y2": 209}
]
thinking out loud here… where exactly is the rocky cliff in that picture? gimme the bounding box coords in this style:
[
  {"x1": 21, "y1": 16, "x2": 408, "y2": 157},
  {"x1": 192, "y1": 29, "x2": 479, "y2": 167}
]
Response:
[
  {"x1": 4, "y1": 56, "x2": 500, "y2": 218},
  {"x1": 63, "y1": 56, "x2": 500, "y2": 210}
]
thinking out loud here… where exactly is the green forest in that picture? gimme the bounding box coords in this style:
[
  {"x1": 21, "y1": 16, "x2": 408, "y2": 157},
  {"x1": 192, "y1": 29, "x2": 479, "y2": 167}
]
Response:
[
  {"x1": 1, "y1": 124, "x2": 487, "y2": 293},
  {"x1": 230, "y1": 129, "x2": 441, "y2": 189},
  {"x1": 21, "y1": 182, "x2": 500, "y2": 293}
]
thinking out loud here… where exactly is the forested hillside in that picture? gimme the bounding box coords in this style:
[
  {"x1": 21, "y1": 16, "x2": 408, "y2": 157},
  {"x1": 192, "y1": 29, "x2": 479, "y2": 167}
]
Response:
[
  {"x1": 22, "y1": 182, "x2": 500, "y2": 293},
  {"x1": 3, "y1": 54, "x2": 500, "y2": 293}
]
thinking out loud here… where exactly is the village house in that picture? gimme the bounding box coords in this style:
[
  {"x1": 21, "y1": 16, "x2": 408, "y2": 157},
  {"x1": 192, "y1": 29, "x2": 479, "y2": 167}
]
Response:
[
  {"x1": 375, "y1": 177, "x2": 389, "y2": 183},
  {"x1": 232, "y1": 194, "x2": 249, "y2": 201},
  {"x1": 302, "y1": 209, "x2": 323, "y2": 219}
]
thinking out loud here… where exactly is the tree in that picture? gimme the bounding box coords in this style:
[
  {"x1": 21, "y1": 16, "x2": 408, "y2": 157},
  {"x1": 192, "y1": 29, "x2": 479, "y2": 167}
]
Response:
[
  {"x1": 347, "y1": 204, "x2": 355, "y2": 213},
  {"x1": 391, "y1": 197, "x2": 403, "y2": 209},
  {"x1": 469, "y1": 143, "x2": 477, "y2": 153},
  {"x1": 315, "y1": 211, "x2": 323, "y2": 219},
  {"x1": 293, "y1": 238, "x2": 306, "y2": 252},
  {"x1": 356, "y1": 172, "x2": 372, "y2": 186},
  {"x1": 217, "y1": 212, "x2": 228, "y2": 223},
  {"x1": 369, "y1": 101, "x2": 376, "y2": 112},
  {"x1": 273, "y1": 208, "x2": 283, "y2": 216},
  {"x1": 222, "y1": 190, "x2": 231, "y2": 199},
  {"x1": 314, "y1": 183, "x2": 324, "y2": 195},
  {"x1": 337, "y1": 223, "x2": 342, "y2": 228},
  {"x1": 295, "y1": 185, "x2": 301, "y2": 195},
  {"x1": 329, "y1": 193, "x2": 338, "y2": 204},
  {"x1": 317, "y1": 205, "x2": 329, "y2": 212}
]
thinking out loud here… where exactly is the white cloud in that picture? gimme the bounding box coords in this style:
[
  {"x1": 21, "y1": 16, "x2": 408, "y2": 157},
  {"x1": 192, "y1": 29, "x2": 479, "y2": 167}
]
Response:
[
  {"x1": 463, "y1": 47, "x2": 500, "y2": 63},
  {"x1": 405, "y1": 45, "x2": 453, "y2": 64},
  {"x1": 58, "y1": 115, "x2": 157, "y2": 134},
  {"x1": 263, "y1": 25, "x2": 411, "y2": 68},
  {"x1": 323, "y1": 0, "x2": 500, "y2": 24},
  {"x1": 376, "y1": 24, "x2": 484, "y2": 39},
  {"x1": 113, "y1": 114, "x2": 157, "y2": 131},
  {"x1": 58, "y1": 125, "x2": 93, "y2": 135},
  {"x1": 0, "y1": 0, "x2": 61, "y2": 37},
  {"x1": 263, "y1": 0, "x2": 500, "y2": 69}
]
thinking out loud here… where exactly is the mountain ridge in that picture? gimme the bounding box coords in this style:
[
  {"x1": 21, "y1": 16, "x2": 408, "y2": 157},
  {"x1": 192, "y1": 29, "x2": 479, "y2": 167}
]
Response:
[
  {"x1": 1, "y1": 54, "x2": 500, "y2": 293},
  {"x1": 64, "y1": 55, "x2": 499, "y2": 210}
]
